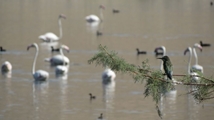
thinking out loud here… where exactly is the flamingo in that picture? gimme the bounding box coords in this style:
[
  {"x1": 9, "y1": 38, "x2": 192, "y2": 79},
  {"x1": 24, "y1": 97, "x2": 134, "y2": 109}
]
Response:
[
  {"x1": 1, "y1": 61, "x2": 12, "y2": 73},
  {"x1": 102, "y1": 67, "x2": 116, "y2": 84},
  {"x1": 55, "y1": 45, "x2": 70, "y2": 75},
  {"x1": 184, "y1": 47, "x2": 200, "y2": 81},
  {"x1": 39, "y1": 14, "x2": 66, "y2": 42},
  {"x1": 85, "y1": 5, "x2": 105, "y2": 23},
  {"x1": 192, "y1": 43, "x2": 203, "y2": 73},
  {"x1": 45, "y1": 45, "x2": 70, "y2": 66},
  {"x1": 27, "y1": 43, "x2": 49, "y2": 81}
]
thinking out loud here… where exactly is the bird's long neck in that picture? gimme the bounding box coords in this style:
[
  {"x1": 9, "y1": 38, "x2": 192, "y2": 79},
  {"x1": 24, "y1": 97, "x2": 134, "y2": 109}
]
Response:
[
  {"x1": 187, "y1": 48, "x2": 192, "y2": 75},
  {"x1": 58, "y1": 18, "x2": 63, "y2": 39},
  {"x1": 60, "y1": 48, "x2": 65, "y2": 65},
  {"x1": 100, "y1": 9, "x2": 104, "y2": 22},
  {"x1": 192, "y1": 48, "x2": 198, "y2": 65},
  {"x1": 32, "y1": 45, "x2": 39, "y2": 74}
]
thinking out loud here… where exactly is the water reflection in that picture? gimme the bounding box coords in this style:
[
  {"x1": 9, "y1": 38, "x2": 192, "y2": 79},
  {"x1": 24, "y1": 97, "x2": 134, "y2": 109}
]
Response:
[
  {"x1": 1, "y1": 71, "x2": 12, "y2": 78},
  {"x1": 32, "y1": 81, "x2": 49, "y2": 120}
]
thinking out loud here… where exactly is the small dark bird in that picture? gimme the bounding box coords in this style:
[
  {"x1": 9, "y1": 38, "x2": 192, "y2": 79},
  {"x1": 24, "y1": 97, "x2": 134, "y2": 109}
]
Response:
[
  {"x1": 200, "y1": 41, "x2": 211, "y2": 47},
  {"x1": 157, "y1": 56, "x2": 173, "y2": 80},
  {"x1": 136, "y1": 48, "x2": 147, "y2": 55},
  {"x1": 51, "y1": 46, "x2": 60, "y2": 52},
  {"x1": 0, "y1": 46, "x2": 6, "y2": 52},
  {"x1": 97, "y1": 31, "x2": 103, "y2": 36},
  {"x1": 89, "y1": 93, "x2": 96, "y2": 100},
  {"x1": 98, "y1": 113, "x2": 103, "y2": 119},
  {"x1": 113, "y1": 9, "x2": 120, "y2": 13},
  {"x1": 211, "y1": 1, "x2": 213, "y2": 6}
]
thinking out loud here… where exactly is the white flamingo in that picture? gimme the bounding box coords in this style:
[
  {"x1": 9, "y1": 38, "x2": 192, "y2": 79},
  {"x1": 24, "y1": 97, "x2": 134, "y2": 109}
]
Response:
[
  {"x1": 55, "y1": 45, "x2": 70, "y2": 75},
  {"x1": 184, "y1": 47, "x2": 200, "y2": 81},
  {"x1": 85, "y1": 5, "x2": 105, "y2": 23},
  {"x1": 45, "y1": 45, "x2": 70, "y2": 66},
  {"x1": 102, "y1": 67, "x2": 116, "y2": 84},
  {"x1": 1, "y1": 61, "x2": 12, "y2": 73},
  {"x1": 192, "y1": 43, "x2": 203, "y2": 73},
  {"x1": 27, "y1": 43, "x2": 49, "y2": 81},
  {"x1": 39, "y1": 14, "x2": 66, "y2": 42}
]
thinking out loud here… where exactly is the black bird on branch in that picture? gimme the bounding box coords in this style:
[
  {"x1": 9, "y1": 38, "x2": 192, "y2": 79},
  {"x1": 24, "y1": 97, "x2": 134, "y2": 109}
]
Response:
[{"x1": 158, "y1": 56, "x2": 173, "y2": 80}]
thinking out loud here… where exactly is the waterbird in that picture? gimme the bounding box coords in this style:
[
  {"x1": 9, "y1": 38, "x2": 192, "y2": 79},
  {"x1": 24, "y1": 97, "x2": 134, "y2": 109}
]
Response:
[
  {"x1": 27, "y1": 43, "x2": 49, "y2": 81},
  {"x1": 55, "y1": 45, "x2": 70, "y2": 75},
  {"x1": 112, "y1": 9, "x2": 120, "y2": 13},
  {"x1": 89, "y1": 93, "x2": 96, "y2": 100},
  {"x1": 211, "y1": 1, "x2": 213, "y2": 6},
  {"x1": 192, "y1": 43, "x2": 203, "y2": 73},
  {"x1": 157, "y1": 56, "x2": 173, "y2": 80},
  {"x1": 102, "y1": 67, "x2": 116, "y2": 84},
  {"x1": 97, "y1": 31, "x2": 103, "y2": 36},
  {"x1": 51, "y1": 46, "x2": 60, "y2": 52},
  {"x1": 85, "y1": 5, "x2": 105, "y2": 23},
  {"x1": 136, "y1": 48, "x2": 147, "y2": 55},
  {"x1": 98, "y1": 113, "x2": 103, "y2": 119},
  {"x1": 39, "y1": 14, "x2": 66, "y2": 42},
  {"x1": 0, "y1": 46, "x2": 6, "y2": 52},
  {"x1": 45, "y1": 45, "x2": 70, "y2": 66},
  {"x1": 200, "y1": 41, "x2": 211, "y2": 47},
  {"x1": 1, "y1": 61, "x2": 12, "y2": 73}
]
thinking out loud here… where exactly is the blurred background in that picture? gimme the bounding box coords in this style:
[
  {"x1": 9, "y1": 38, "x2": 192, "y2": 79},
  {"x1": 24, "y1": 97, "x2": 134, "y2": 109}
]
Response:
[{"x1": 0, "y1": 0, "x2": 214, "y2": 120}]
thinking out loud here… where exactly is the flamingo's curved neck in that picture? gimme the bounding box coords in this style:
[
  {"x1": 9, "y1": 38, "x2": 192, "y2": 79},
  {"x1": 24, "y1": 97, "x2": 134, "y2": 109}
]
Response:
[
  {"x1": 187, "y1": 48, "x2": 192, "y2": 75},
  {"x1": 32, "y1": 44, "x2": 39, "y2": 74},
  {"x1": 58, "y1": 18, "x2": 63, "y2": 39},
  {"x1": 100, "y1": 9, "x2": 104, "y2": 22},
  {"x1": 60, "y1": 47, "x2": 65, "y2": 65},
  {"x1": 192, "y1": 48, "x2": 198, "y2": 65}
]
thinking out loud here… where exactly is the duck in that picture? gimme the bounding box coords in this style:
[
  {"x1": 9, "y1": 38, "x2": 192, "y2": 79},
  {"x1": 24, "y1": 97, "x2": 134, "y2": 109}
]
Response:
[
  {"x1": 200, "y1": 41, "x2": 211, "y2": 47},
  {"x1": 98, "y1": 113, "x2": 103, "y2": 119},
  {"x1": 0, "y1": 46, "x2": 6, "y2": 52},
  {"x1": 89, "y1": 93, "x2": 96, "y2": 100},
  {"x1": 136, "y1": 48, "x2": 147, "y2": 55},
  {"x1": 51, "y1": 46, "x2": 60, "y2": 52}
]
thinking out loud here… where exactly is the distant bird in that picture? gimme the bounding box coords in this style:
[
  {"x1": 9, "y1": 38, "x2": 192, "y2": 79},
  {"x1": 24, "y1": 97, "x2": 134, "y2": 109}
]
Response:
[
  {"x1": 51, "y1": 46, "x2": 60, "y2": 52},
  {"x1": 98, "y1": 113, "x2": 103, "y2": 119},
  {"x1": 85, "y1": 5, "x2": 105, "y2": 23},
  {"x1": 0, "y1": 46, "x2": 6, "y2": 52},
  {"x1": 102, "y1": 67, "x2": 116, "y2": 84},
  {"x1": 112, "y1": 9, "x2": 120, "y2": 13},
  {"x1": 89, "y1": 93, "x2": 96, "y2": 100},
  {"x1": 96, "y1": 31, "x2": 103, "y2": 36},
  {"x1": 136, "y1": 48, "x2": 147, "y2": 55},
  {"x1": 158, "y1": 56, "x2": 173, "y2": 80},
  {"x1": 154, "y1": 46, "x2": 164, "y2": 57},
  {"x1": 1, "y1": 61, "x2": 12, "y2": 73},
  {"x1": 184, "y1": 47, "x2": 200, "y2": 81},
  {"x1": 211, "y1": 1, "x2": 213, "y2": 6},
  {"x1": 39, "y1": 14, "x2": 66, "y2": 42},
  {"x1": 55, "y1": 45, "x2": 70, "y2": 75},
  {"x1": 27, "y1": 43, "x2": 49, "y2": 81},
  {"x1": 192, "y1": 43, "x2": 203, "y2": 73},
  {"x1": 45, "y1": 45, "x2": 70, "y2": 66},
  {"x1": 200, "y1": 41, "x2": 211, "y2": 47}
]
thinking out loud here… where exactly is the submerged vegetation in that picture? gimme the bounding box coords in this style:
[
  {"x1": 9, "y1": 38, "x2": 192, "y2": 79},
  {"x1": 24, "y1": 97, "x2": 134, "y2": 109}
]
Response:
[{"x1": 88, "y1": 44, "x2": 214, "y2": 118}]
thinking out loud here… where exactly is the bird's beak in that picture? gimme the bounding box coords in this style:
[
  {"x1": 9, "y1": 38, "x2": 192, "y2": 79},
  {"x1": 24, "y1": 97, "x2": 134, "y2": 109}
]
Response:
[
  {"x1": 27, "y1": 45, "x2": 32, "y2": 51},
  {"x1": 60, "y1": 14, "x2": 66, "y2": 19},
  {"x1": 184, "y1": 48, "x2": 189, "y2": 55}
]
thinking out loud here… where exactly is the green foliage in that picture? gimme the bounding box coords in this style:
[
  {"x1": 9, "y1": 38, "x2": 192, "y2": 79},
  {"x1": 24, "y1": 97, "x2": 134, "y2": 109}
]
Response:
[{"x1": 88, "y1": 44, "x2": 214, "y2": 118}]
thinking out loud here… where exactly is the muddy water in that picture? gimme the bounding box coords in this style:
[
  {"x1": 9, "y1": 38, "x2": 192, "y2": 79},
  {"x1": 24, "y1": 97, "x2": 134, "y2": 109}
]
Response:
[{"x1": 0, "y1": 0, "x2": 214, "y2": 120}]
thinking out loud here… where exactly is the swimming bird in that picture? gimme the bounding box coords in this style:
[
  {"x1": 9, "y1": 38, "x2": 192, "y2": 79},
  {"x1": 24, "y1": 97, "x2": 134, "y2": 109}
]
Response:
[
  {"x1": 98, "y1": 113, "x2": 103, "y2": 119},
  {"x1": 158, "y1": 56, "x2": 173, "y2": 80},
  {"x1": 85, "y1": 5, "x2": 105, "y2": 23},
  {"x1": 39, "y1": 14, "x2": 66, "y2": 42},
  {"x1": 136, "y1": 48, "x2": 147, "y2": 55},
  {"x1": 27, "y1": 43, "x2": 49, "y2": 81},
  {"x1": 192, "y1": 43, "x2": 203, "y2": 73},
  {"x1": 55, "y1": 45, "x2": 70, "y2": 75},
  {"x1": 200, "y1": 41, "x2": 211, "y2": 47},
  {"x1": 51, "y1": 46, "x2": 60, "y2": 52},
  {"x1": 89, "y1": 93, "x2": 96, "y2": 100},
  {"x1": 102, "y1": 67, "x2": 116, "y2": 84},
  {"x1": 96, "y1": 30, "x2": 103, "y2": 36},
  {"x1": 45, "y1": 45, "x2": 70, "y2": 66},
  {"x1": 112, "y1": 9, "x2": 120, "y2": 13},
  {"x1": 0, "y1": 46, "x2": 6, "y2": 52},
  {"x1": 184, "y1": 47, "x2": 200, "y2": 82},
  {"x1": 1, "y1": 61, "x2": 12, "y2": 73}
]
